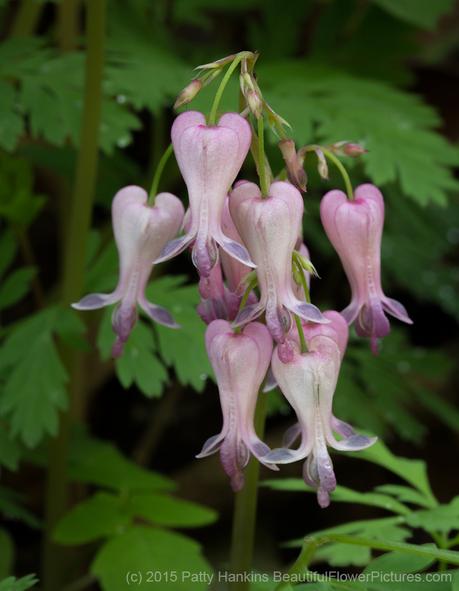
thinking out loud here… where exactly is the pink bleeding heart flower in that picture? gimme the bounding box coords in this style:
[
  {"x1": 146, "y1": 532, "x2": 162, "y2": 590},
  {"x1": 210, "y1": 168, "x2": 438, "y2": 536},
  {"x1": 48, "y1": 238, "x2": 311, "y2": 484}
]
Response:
[
  {"x1": 220, "y1": 196, "x2": 252, "y2": 294},
  {"x1": 320, "y1": 184, "x2": 412, "y2": 353},
  {"x1": 229, "y1": 181, "x2": 327, "y2": 351},
  {"x1": 264, "y1": 318, "x2": 376, "y2": 508},
  {"x1": 72, "y1": 186, "x2": 184, "y2": 357},
  {"x1": 154, "y1": 111, "x2": 254, "y2": 278},
  {"x1": 197, "y1": 319, "x2": 277, "y2": 491},
  {"x1": 196, "y1": 263, "x2": 240, "y2": 324}
]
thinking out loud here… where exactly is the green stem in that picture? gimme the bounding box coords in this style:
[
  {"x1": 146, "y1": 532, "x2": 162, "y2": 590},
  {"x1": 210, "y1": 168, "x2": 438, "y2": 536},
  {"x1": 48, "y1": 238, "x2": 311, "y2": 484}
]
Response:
[
  {"x1": 57, "y1": 0, "x2": 80, "y2": 51},
  {"x1": 148, "y1": 143, "x2": 174, "y2": 204},
  {"x1": 234, "y1": 275, "x2": 257, "y2": 334},
  {"x1": 294, "y1": 315, "x2": 308, "y2": 354},
  {"x1": 10, "y1": 0, "x2": 43, "y2": 36},
  {"x1": 208, "y1": 56, "x2": 243, "y2": 125},
  {"x1": 293, "y1": 257, "x2": 311, "y2": 304},
  {"x1": 320, "y1": 147, "x2": 354, "y2": 200},
  {"x1": 42, "y1": 2, "x2": 106, "y2": 590},
  {"x1": 275, "y1": 538, "x2": 320, "y2": 591},
  {"x1": 229, "y1": 392, "x2": 268, "y2": 591},
  {"x1": 257, "y1": 116, "x2": 270, "y2": 196}
]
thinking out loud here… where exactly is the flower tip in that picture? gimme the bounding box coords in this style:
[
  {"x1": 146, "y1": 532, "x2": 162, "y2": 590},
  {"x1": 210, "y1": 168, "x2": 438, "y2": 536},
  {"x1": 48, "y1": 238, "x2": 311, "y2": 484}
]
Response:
[
  {"x1": 111, "y1": 338, "x2": 124, "y2": 359},
  {"x1": 317, "y1": 490, "x2": 331, "y2": 509}
]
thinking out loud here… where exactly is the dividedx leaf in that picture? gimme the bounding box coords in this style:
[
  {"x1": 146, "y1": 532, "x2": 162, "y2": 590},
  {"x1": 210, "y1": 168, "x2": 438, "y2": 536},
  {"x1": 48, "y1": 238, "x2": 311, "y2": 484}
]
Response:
[
  {"x1": 0, "y1": 576, "x2": 38, "y2": 591},
  {"x1": 91, "y1": 526, "x2": 212, "y2": 591},
  {"x1": 98, "y1": 310, "x2": 169, "y2": 398},
  {"x1": 126, "y1": 492, "x2": 218, "y2": 529},
  {"x1": 147, "y1": 276, "x2": 212, "y2": 392},
  {"x1": 53, "y1": 493, "x2": 130, "y2": 545},
  {"x1": 259, "y1": 61, "x2": 459, "y2": 206},
  {"x1": 66, "y1": 430, "x2": 175, "y2": 493}
]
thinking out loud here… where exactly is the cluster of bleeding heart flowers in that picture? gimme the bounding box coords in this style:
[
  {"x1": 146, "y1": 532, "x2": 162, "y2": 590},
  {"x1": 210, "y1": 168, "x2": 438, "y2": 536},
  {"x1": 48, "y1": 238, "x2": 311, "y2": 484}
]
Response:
[{"x1": 73, "y1": 53, "x2": 412, "y2": 507}]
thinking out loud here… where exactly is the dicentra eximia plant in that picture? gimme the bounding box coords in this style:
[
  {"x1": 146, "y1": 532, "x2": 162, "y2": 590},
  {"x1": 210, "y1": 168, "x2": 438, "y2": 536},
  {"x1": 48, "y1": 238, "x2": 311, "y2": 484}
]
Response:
[{"x1": 74, "y1": 51, "x2": 412, "y2": 507}]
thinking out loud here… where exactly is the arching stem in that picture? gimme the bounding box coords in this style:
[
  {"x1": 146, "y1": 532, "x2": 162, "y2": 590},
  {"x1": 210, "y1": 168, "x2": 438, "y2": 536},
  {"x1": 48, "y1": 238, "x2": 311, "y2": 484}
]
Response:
[
  {"x1": 208, "y1": 56, "x2": 243, "y2": 125},
  {"x1": 148, "y1": 143, "x2": 174, "y2": 205}
]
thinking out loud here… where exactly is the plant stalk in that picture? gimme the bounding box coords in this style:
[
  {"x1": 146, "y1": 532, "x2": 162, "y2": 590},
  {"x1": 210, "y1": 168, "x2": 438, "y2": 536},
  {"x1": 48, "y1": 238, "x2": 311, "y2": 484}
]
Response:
[
  {"x1": 208, "y1": 56, "x2": 243, "y2": 125},
  {"x1": 229, "y1": 391, "x2": 268, "y2": 590},
  {"x1": 42, "y1": 1, "x2": 106, "y2": 589},
  {"x1": 10, "y1": 0, "x2": 43, "y2": 36},
  {"x1": 148, "y1": 143, "x2": 174, "y2": 204}
]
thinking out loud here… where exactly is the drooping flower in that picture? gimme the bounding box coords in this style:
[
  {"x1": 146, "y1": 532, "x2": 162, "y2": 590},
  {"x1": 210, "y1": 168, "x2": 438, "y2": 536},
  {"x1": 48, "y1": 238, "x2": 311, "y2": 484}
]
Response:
[
  {"x1": 196, "y1": 263, "x2": 240, "y2": 324},
  {"x1": 197, "y1": 319, "x2": 276, "y2": 491},
  {"x1": 72, "y1": 186, "x2": 184, "y2": 357},
  {"x1": 220, "y1": 196, "x2": 252, "y2": 294},
  {"x1": 229, "y1": 181, "x2": 327, "y2": 351},
  {"x1": 264, "y1": 313, "x2": 376, "y2": 508},
  {"x1": 320, "y1": 184, "x2": 412, "y2": 353},
  {"x1": 154, "y1": 111, "x2": 254, "y2": 277}
]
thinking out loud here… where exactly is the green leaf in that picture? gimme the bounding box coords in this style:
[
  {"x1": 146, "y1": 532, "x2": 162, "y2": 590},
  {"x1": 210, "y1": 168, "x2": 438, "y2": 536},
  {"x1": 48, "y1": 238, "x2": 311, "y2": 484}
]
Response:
[
  {"x1": 260, "y1": 61, "x2": 459, "y2": 205},
  {"x1": 0, "y1": 82, "x2": 24, "y2": 151},
  {"x1": 0, "y1": 267, "x2": 36, "y2": 310},
  {"x1": 98, "y1": 311, "x2": 168, "y2": 398},
  {"x1": 66, "y1": 430, "x2": 174, "y2": 493},
  {"x1": 0, "y1": 486, "x2": 40, "y2": 529},
  {"x1": 91, "y1": 526, "x2": 212, "y2": 591},
  {"x1": 332, "y1": 330, "x2": 454, "y2": 442},
  {"x1": 0, "y1": 230, "x2": 17, "y2": 278},
  {"x1": 0, "y1": 308, "x2": 68, "y2": 447},
  {"x1": 116, "y1": 322, "x2": 168, "y2": 398},
  {"x1": 263, "y1": 480, "x2": 410, "y2": 515},
  {"x1": 375, "y1": 485, "x2": 433, "y2": 508},
  {"x1": 0, "y1": 575, "x2": 38, "y2": 591},
  {"x1": 0, "y1": 427, "x2": 21, "y2": 471},
  {"x1": 404, "y1": 497, "x2": 459, "y2": 535},
  {"x1": 0, "y1": 153, "x2": 46, "y2": 226},
  {"x1": 321, "y1": 535, "x2": 459, "y2": 565},
  {"x1": 314, "y1": 543, "x2": 371, "y2": 568},
  {"x1": 0, "y1": 39, "x2": 140, "y2": 154},
  {"x1": 372, "y1": 0, "x2": 455, "y2": 29},
  {"x1": 0, "y1": 528, "x2": 13, "y2": 579},
  {"x1": 149, "y1": 276, "x2": 211, "y2": 391},
  {"x1": 54, "y1": 489, "x2": 217, "y2": 545},
  {"x1": 364, "y1": 549, "x2": 435, "y2": 573},
  {"x1": 54, "y1": 492, "x2": 130, "y2": 545},
  {"x1": 348, "y1": 440, "x2": 436, "y2": 504},
  {"x1": 127, "y1": 493, "x2": 218, "y2": 528},
  {"x1": 382, "y1": 190, "x2": 459, "y2": 323},
  {"x1": 285, "y1": 516, "x2": 410, "y2": 549}
]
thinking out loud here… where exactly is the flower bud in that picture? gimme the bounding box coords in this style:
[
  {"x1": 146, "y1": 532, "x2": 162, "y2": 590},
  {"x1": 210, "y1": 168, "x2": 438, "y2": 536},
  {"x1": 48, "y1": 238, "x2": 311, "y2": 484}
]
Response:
[
  {"x1": 174, "y1": 79, "x2": 202, "y2": 109},
  {"x1": 316, "y1": 148, "x2": 329, "y2": 179},
  {"x1": 279, "y1": 139, "x2": 307, "y2": 192}
]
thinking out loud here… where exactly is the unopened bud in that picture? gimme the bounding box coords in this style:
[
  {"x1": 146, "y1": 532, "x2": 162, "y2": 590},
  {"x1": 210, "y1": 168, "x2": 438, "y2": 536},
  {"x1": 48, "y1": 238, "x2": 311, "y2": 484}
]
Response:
[
  {"x1": 331, "y1": 141, "x2": 367, "y2": 157},
  {"x1": 342, "y1": 142, "x2": 367, "y2": 157},
  {"x1": 316, "y1": 149, "x2": 329, "y2": 180},
  {"x1": 240, "y1": 72, "x2": 263, "y2": 118},
  {"x1": 292, "y1": 261, "x2": 304, "y2": 286},
  {"x1": 196, "y1": 54, "x2": 236, "y2": 70},
  {"x1": 279, "y1": 139, "x2": 307, "y2": 192},
  {"x1": 247, "y1": 90, "x2": 263, "y2": 118},
  {"x1": 174, "y1": 79, "x2": 202, "y2": 109}
]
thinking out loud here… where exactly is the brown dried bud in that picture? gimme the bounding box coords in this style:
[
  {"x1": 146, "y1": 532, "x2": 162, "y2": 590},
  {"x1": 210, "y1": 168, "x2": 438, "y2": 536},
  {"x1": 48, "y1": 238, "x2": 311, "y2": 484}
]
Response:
[
  {"x1": 174, "y1": 79, "x2": 202, "y2": 109},
  {"x1": 279, "y1": 139, "x2": 307, "y2": 192}
]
